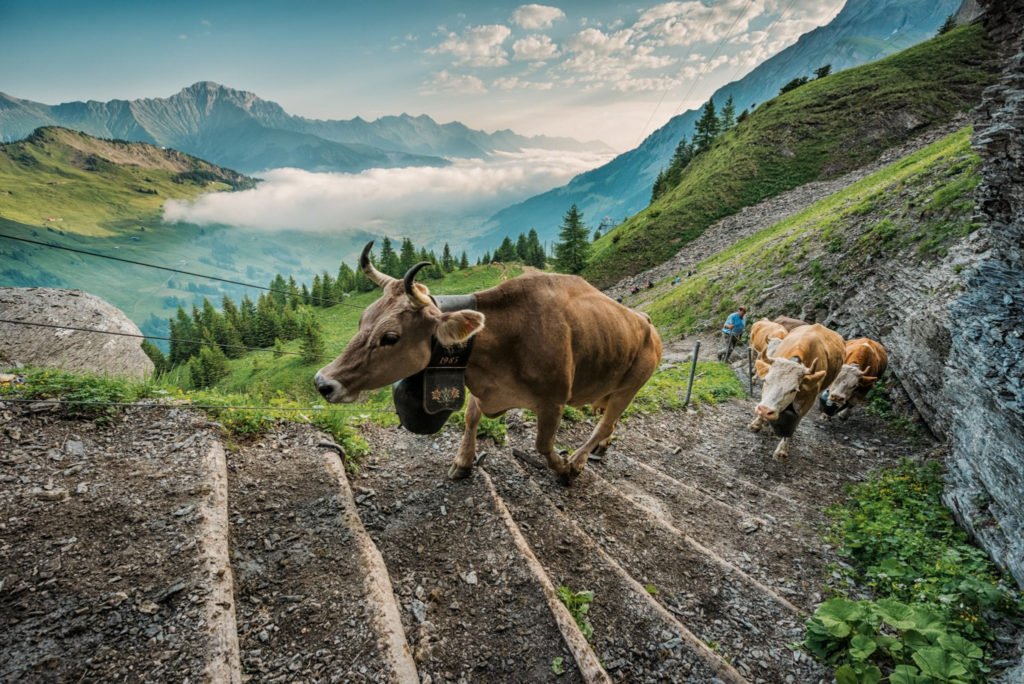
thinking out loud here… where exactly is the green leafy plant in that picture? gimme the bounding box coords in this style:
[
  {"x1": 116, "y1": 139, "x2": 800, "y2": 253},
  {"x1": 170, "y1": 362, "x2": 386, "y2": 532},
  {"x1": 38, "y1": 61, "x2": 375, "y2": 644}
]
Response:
[
  {"x1": 799, "y1": 459, "x2": 1021, "y2": 682},
  {"x1": 551, "y1": 657, "x2": 565, "y2": 676},
  {"x1": 802, "y1": 598, "x2": 987, "y2": 683},
  {"x1": 557, "y1": 586, "x2": 595, "y2": 641}
]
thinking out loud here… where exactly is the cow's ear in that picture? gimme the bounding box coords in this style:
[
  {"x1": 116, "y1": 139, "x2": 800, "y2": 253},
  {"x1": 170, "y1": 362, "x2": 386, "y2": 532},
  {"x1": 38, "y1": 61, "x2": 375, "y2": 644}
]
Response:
[
  {"x1": 755, "y1": 358, "x2": 772, "y2": 377},
  {"x1": 436, "y1": 310, "x2": 486, "y2": 346}
]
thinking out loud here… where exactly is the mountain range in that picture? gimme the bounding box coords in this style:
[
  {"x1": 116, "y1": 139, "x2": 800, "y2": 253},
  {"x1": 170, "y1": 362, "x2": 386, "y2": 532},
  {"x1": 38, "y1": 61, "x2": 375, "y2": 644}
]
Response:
[
  {"x1": 0, "y1": 82, "x2": 612, "y2": 175},
  {"x1": 477, "y1": 0, "x2": 967, "y2": 249}
]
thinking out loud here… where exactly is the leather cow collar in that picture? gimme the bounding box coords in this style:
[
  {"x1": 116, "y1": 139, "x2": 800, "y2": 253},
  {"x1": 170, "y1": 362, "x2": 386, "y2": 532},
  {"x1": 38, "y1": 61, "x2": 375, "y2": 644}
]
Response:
[{"x1": 391, "y1": 294, "x2": 478, "y2": 434}]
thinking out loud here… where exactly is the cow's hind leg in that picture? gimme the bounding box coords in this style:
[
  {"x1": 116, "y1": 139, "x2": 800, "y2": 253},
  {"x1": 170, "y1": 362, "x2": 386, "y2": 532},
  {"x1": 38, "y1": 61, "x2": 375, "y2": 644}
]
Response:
[
  {"x1": 566, "y1": 391, "x2": 634, "y2": 481},
  {"x1": 449, "y1": 395, "x2": 483, "y2": 480},
  {"x1": 532, "y1": 404, "x2": 570, "y2": 483}
]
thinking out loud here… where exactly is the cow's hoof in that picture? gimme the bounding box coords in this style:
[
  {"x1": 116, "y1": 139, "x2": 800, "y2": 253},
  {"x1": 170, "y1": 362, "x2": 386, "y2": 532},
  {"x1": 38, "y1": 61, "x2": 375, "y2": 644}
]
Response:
[
  {"x1": 557, "y1": 472, "x2": 574, "y2": 487},
  {"x1": 448, "y1": 464, "x2": 473, "y2": 480},
  {"x1": 839, "y1": 410, "x2": 851, "y2": 421},
  {"x1": 818, "y1": 413, "x2": 831, "y2": 422},
  {"x1": 748, "y1": 419, "x2": 762, "y2": 433},
  {"x1": 772, "y1": 449, "x2": 788, "y2": 461}
]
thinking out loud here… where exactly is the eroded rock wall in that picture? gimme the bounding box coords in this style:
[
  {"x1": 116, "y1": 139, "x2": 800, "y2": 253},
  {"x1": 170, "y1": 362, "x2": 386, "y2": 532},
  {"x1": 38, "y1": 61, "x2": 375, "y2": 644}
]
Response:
[{"x1": 943, "y1": 0, "x2": 1024, "y2": 588}]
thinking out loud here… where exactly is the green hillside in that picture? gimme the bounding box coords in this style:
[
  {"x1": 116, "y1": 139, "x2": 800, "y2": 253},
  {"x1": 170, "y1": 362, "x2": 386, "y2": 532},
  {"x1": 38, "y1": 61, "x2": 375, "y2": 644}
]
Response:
[
  {"x1": 0, "y1": 127, "x2": 377, "y2": 341},
  {"x1": 644, "y1": 126, "x2": 979, "y2": 335},
  {"x1": 583, "y1": 24, "x2": 997, "y2": 287},
  {"x1": 0, "y1": 126, "x2": 253, "y2": 236}
]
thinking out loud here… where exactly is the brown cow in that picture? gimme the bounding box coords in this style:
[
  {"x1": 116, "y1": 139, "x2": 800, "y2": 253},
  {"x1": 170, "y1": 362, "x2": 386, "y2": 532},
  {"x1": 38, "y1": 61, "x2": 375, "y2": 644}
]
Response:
[
  {"x1": 820, "y1": 338, "x2": 888, "y2": 421},
  {"x1": 748, "y1": 324, "x2": 844, "y2": 460},
  {"x1": 314, "y1": 243, "x2": 662, "y2": 484},
  {"x1": 749, "y1": 318, "x2": 788, "y2": 378},
  {"x1": 774, "y1": 315, "x2": 809, "y2": 332}
]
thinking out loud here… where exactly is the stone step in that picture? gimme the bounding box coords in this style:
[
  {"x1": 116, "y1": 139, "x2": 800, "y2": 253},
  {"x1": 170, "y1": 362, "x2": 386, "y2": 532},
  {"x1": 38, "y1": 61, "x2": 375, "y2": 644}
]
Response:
[
  {"x1": 0, "y1": 408, "x2": 228, "y2": 680},
  {"x1": 351, "y1": 428, "x2": 584, "y2": 682},
  {"x1": 226, "y1": 424, "x2": 409, "y2": 682},
  {"x1": 485, "y1": 452, "x2": 743, "y2": 683}
]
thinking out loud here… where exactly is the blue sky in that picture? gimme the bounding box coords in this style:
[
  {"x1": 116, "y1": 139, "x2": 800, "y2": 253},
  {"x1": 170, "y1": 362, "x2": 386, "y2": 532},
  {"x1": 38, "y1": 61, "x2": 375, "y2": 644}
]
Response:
[{"x1": 2, "y1": 0, "x2": 844, "y2": 151}]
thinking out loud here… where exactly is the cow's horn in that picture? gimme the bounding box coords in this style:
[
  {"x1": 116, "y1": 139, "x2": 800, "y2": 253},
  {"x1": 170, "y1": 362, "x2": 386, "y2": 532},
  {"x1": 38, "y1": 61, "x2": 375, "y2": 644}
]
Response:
[
  {"x1": 404, "y1": 261, "x2": 433, "y2": 308},
  {"x1": 360, "y1": 241, "x2": 394, "y2": 289}
]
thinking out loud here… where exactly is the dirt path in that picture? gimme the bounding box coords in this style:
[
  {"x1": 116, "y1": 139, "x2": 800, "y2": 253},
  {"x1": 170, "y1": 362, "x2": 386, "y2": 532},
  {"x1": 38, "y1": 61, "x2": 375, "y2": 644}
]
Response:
[{"x1": 1, "y1": 386, "x2": 933, "y2": 682}]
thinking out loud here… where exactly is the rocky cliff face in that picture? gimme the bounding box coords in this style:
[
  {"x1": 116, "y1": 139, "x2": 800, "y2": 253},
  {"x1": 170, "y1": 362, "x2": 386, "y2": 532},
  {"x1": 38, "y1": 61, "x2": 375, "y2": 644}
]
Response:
[
  {"x1": 0, "y1": 288, "x2": 154, "y2": 380},
  {"x1": 942, "y1": 0, "x2": 1024, "y2": 589}
]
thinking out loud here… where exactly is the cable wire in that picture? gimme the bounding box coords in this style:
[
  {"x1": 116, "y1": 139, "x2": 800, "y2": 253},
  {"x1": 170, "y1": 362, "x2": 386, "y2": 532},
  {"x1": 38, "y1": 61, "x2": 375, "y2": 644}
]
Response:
[{"x1": 0, "y1": 232, "x2": 362, "y2": 309}]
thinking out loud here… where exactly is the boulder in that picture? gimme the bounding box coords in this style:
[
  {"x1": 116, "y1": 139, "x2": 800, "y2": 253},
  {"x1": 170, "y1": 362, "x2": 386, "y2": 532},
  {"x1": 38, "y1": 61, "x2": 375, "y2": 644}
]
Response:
[{"x1": 0, "y1": 288, "x2": 154, "y2": 380}]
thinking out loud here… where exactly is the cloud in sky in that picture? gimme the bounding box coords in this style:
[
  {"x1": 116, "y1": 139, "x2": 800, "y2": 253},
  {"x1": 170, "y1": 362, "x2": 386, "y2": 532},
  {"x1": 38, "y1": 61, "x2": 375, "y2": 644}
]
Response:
[
  {"x1": 420, "y1": 70, "x2": 488, "y2": 95},
  {"x1": 428, "y1": 24, "x2": 512, "y2": 67},
  {"x1": 512, "y1": 34, "x2": 560, "y2": 61},
  {"x1": 511, "y1": 4, "x2": 566, "y2": 30},
  {"x1": 163, "y1": 149, "x2": 614, "y2": 236}
]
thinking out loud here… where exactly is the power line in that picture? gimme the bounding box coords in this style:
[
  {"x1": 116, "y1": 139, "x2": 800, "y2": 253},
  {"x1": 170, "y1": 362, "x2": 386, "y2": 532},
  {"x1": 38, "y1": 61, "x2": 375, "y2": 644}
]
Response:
[
  {"x1": 631, "y1": 0, "x2": 721, "y2": 150},
  {"x1": 0, "y1": 317, "x2": 339, "y2": 361},
  {"x1": 0, "y1": 232, "x2": 362, "y2": 310}
]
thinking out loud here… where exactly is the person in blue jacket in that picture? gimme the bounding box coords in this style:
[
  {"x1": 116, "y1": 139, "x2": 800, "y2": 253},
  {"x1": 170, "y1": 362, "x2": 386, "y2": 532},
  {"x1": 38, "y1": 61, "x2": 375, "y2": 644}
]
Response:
[{"x1": 718, "y1": 306, "x2": 746, "y2": 362}]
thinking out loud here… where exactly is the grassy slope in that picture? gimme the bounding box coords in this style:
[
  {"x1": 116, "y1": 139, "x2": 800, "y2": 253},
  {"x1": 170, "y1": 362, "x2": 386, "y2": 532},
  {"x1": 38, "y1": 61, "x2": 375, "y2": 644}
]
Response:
[
  {"x1": 583, "y1": 24, "x2": 997, "y2": 288},
  {"x1": 644, "y1": 127, "x2": 979, "y2": 336},
  {"x1": 0, "y1": 127, "x2": 375, "y2": 339},
  {"x1": 0, "y1": 126, "x2": 251, "y2": 237}
]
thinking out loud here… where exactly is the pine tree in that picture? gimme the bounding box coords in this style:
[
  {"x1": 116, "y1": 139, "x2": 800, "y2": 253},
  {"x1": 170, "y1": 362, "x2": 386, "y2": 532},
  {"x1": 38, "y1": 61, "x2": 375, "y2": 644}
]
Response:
[
  {"x1": 526, "y1": 229, "x2": 545, "y2": 268},
  {"x1": 190, "y1": 341, "x2": 230, "y2": 388},
  {"x1": 720, "y1": 95, "x2": 736, "y2": 131},
  {"x1": 937, "y1": 14, "x2": 956, "y2": 35},
  {"x1": 238, "y1": 295, "x2": 258, "y2": 346},
  {"x1": 336, "y1": 262, "x2": 356, "y2": 293},
  {"x1": 441, "y1": 243, "x2": 455, "y2": 272},
  {"x1": 814, "y1": 64, "x2": 832, "y2": 79},
  {"x1": 299, "y1": 314, "x2": 326, "y2": 362},
  {"x1": 515, "y1": 233, "x2": 529, "y2": 261},
  {"x1": 460, "y1": 252, "x2": 469, "y2": 269},
  {"x1": 552, "y1": 204, "x2": 590, "y2": 274},
  {"x1": 379, "y1": 237, "x2": 400, "y2": 277},
  {"x1": 482, "y1": 251, "x2": 491, "y2": 265},
  {"x1": 399, "y1": 238, "x2": 418, "y2": 273},
  {"x1": 494, "y1": 236, "x2": 516, "y2": 262},
  {"x1": 269, "y1": 274, "x2": 288, "y2": 306},
  {"x1": 141, "y1": 339, "x2": 167, "y2": 376},
  {"x1": 693, "y1": 98, "x2": 720, "y2": 153}
]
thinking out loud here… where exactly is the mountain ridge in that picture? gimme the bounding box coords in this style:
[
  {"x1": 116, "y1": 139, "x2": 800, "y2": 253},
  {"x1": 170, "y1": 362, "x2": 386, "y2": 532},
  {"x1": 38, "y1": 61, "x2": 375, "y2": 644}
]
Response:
[
  {"x1": 479, "y1": 0, "x2": 965, "y2": 249},
  {"x1": 0, "y1": 82, "x2": 611, "y2": 174}
]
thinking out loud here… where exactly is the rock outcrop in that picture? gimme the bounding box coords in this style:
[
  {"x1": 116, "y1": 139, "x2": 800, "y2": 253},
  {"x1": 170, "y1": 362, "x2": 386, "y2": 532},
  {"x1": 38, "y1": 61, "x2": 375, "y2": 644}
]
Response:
[
  {"x1": 942, "y1": 0, "x2": 1024, "y2": 589},
  {"x1": 0, "y1": 288, "x2": 154, "y2": 380}
]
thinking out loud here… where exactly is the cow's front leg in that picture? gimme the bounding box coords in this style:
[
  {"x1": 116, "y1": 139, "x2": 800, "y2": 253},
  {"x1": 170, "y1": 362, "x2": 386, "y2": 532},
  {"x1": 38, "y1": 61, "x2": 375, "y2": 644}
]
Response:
[
  {"x1": 838, "y1": 406, "x2": 852, "y2": 421},
  {"x1": 534, "y1": 405, "x2": 570, "y2": 483},
  {"x1": 449, "y1": 395, "x2": 483, "y2": 480},
  {"x1": 748, "y1": 414, "x2": 766, "y2": 432},
  {"x1": 772, "y1": 437, "x2": 790, "y2": 461}
]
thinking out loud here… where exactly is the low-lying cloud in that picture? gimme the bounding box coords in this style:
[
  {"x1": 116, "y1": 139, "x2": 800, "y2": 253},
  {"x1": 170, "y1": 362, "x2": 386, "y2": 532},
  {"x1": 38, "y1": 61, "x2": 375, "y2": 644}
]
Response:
[{"x1": 163, "y1": 149, "x2": 612, "y2": 238}]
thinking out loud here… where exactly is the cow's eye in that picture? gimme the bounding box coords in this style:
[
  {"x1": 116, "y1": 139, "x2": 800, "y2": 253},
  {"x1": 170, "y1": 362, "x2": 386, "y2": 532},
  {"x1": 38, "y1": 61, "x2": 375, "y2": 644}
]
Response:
[{"x1": 380, "y1": 333, "x2": 400, "y2": 347}]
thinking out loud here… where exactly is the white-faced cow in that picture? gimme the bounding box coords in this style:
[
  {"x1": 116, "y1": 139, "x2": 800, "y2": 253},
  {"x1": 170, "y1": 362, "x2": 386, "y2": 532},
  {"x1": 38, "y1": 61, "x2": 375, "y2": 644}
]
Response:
[
  {"x1": 314, "y1": 243, "x2": 662, "y2": 484},
  {"x1": 820, "y1": 337, "x2": 888, "y2": 421},
  {"x1": 748, "y1": 323, "x2": 844, "y2": 460},
  {"x1": 749, "y1": 318, "x2": 788, "y2": 378}
]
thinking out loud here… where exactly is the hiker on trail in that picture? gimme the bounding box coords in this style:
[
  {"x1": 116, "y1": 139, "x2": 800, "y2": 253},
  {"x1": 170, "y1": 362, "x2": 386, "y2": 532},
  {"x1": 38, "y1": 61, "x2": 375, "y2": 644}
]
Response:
[{"x1": 718, "y1": 306, "x2": 747, "y2": 362}]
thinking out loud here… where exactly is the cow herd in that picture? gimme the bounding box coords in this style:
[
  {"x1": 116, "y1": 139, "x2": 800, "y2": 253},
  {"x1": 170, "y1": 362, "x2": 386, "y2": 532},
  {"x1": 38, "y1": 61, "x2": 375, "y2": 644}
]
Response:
[
  {"x1": 747, "y1": 316, "x2": 888, "y2": 460},
  {"x1": 315, "y1": 244, "x2": 888, "y2": 484}
]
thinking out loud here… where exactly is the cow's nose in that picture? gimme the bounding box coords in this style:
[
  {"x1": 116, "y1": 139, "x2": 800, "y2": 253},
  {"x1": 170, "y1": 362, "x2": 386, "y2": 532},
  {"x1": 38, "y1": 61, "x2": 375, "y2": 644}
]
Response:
[
  {"x1": 756, "y1": 404, "x2": 777, "y2": 421},
  {"x1": 314, "y1": 372, "x2": 339, "y2": 400}
]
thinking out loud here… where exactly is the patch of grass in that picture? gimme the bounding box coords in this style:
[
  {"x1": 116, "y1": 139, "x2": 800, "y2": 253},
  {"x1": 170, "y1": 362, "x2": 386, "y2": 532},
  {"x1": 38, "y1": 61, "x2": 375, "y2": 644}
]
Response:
[
  {"x1": 798, "y1": 459, "x2": 1022, "y2": 682},
  {"x1": 625, "y1": 362, "x2": 746, "y2": 417}
]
